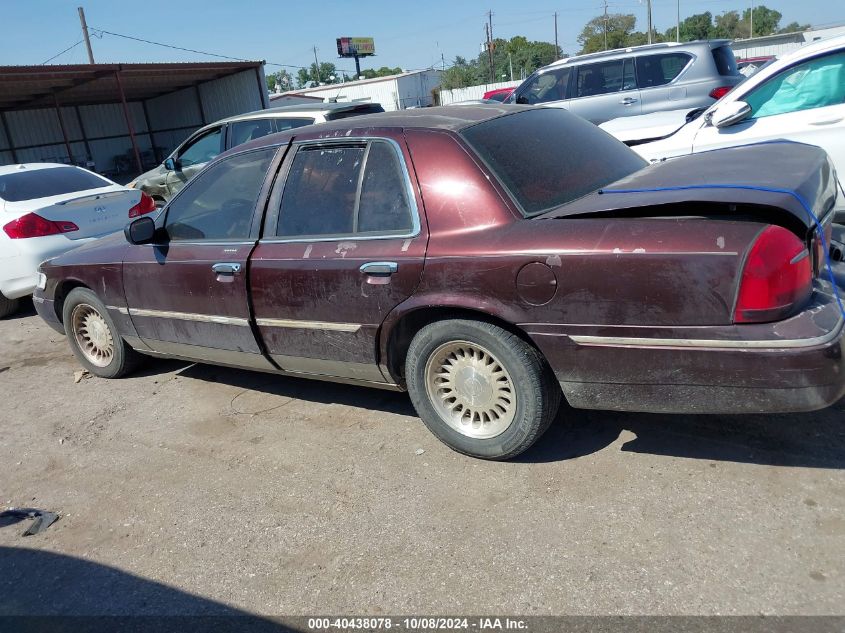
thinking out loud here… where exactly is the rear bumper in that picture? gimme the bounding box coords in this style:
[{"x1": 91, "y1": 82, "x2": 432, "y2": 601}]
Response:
[
  {"x1": 32, "y1": 292, "x2": 64, "y2": 334},
  {"x1": 525, "y1": 283, "x2": 845, "y2": 415},
  {"x1": 0, "y1": 234, "x2": 98, "y2": 300}
]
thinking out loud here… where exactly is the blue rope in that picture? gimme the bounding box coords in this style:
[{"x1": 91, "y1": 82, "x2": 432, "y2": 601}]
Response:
[{"x1": 599, "y1": 183, "x2": 845, "y2": 319}]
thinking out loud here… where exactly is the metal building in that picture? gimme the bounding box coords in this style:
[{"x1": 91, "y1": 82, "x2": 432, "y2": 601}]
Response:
[
  {"x1": 0, "y1": 61, "x2": 268, "y2": 179},
  {"x1": 731, "y1": 24, "x2": 845, "y2": 60},
  {"x1": 269, "y1": 69, "x2": 442, "y2": 111}
]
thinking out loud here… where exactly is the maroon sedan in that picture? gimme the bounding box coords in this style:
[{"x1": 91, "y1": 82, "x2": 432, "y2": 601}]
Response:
[{"x1": 34, "y1": 106, "x2": 845, "y2": 460}]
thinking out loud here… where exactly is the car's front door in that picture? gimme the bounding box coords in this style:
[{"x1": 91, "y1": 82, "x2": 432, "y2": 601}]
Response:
[
  {"x1": 691, "y1": 50, "x2": 845, "y2": 170},
  {"x1": 124, "y1": 146, "x2": 280, "y2": 370},
  {"x1": 567, "y1": 59, "x2": 641, "y2": 124},
  {"x1": 164, "y1": 125, "x2": 225, "y2": 199},
  {"x1": 249, "y1": 135, "x2": 427, "y2": 383}
]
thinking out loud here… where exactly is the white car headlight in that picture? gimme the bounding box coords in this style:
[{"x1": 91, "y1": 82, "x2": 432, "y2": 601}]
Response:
[{"x1": 36, "y1": 272, "x2": 47, "y2": 290}]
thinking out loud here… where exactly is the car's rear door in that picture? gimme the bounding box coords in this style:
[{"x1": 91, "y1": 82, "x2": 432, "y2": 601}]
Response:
[
  {"x1": 635, "y1": 52, "x2": 696, "y2": 114},
  {"x1": 123, "y1": 146, "x2": 281, "y2": 370},
  {"x1": 249, "y1": 134, "x2": 427, "y2": 383},
  {"x1": 567, "y1": 59, "x2": 641, "y2": 124}
]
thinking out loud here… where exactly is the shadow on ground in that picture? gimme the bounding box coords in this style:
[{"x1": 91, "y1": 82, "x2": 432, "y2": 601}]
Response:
[
  {"x1": 137, "y1": 359, "x2": 845, "y2": 470},
  {"x1": 0, "y1": 546, "x2": 298, "y2": 630}
]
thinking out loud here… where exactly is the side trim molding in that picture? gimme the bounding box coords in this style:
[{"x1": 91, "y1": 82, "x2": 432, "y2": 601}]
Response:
[
  {"x1": 255, "y1": 317, "x2": 362, "y2": 332},
  {"x1": 569, "y1": 319, "x2": 844, "y2": 350},
  {"x1": 127, "y1": 307, "x2": 250, "y2": 327}
]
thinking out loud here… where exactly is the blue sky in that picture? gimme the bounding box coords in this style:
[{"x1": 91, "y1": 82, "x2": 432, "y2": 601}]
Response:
[{"x1": 4, "y1": 0, "x2": 841, "y2": 73}]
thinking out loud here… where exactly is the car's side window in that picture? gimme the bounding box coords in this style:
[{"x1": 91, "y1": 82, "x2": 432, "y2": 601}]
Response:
[
  {"x1": 518, "y1": 68, "x2": 570, "y2": 104},
  {"x1": 178, "y1": 127, "x2": 224, "y2": 167},
  {"x1": 273, "y1": 117, "x2": 316, "y2": 132},
  {"x1": 745, "y1": 51, "x2": 845, "y2": 119},
  {"x1": 635, "y1": 53, "x2": 692, "y2": 88},
  {"x1": 575, "y1": 60, "x2": 625, "y2": 98},
  {"x1": 230, "y1": 119, "x2": 275, "y2": 147},
  {"x1": 164, "y1": 148, "x2": 276, "y2": 241},
  {"x1": 275, "y1": 140, "x2": 414, "y2": 239}
]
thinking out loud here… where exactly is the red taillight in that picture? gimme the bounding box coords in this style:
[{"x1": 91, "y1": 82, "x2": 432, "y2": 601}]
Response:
[
  {"x1": 734, "y1": 225, "x2": 812, "y2": 323},
  {"x1": 2, "y1": 213, "x2": 79, "y2": 239},
  {"x1": 709, "y1": 86, "x2": 733, "y2": 100},
  {"x1": 128, "y1": 192, "x2": 157, "y2": 218}
]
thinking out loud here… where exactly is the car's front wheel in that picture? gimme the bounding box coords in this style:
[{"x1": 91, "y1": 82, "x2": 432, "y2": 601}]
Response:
[
  {"x1": 405, "y1": 319, "x2": 561, "y2": 460},
  {"x1": 62, "y1": 287, "x2": 143, "y2": 378},
  {"x1": 0, "y1": 293, "x2": 20, "y2": 319}
]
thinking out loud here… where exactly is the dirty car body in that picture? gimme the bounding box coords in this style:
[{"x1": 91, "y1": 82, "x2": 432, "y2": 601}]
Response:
[{"x1": 34, "y1": 105, "x2": 845, "y2": 459}]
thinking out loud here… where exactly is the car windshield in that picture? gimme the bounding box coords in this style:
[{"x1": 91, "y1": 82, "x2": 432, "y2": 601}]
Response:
[
  {"x1": 0, "y1": 166, "x2": 110, "y2": 202},
  {"x1": 461, "y1": 108, "x2": 647, "y2": 217}
]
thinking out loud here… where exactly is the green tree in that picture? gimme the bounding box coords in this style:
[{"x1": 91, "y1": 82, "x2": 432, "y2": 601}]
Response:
[
  {"x1": 665, "y1": 11, "x2": 715, "y2": 41},
  {"x1": 578, "y1": 13, "x2": 638, "y2": 53},
  {"x1": 266, "y1": 70, "x2": 294, "y2": 93},
  {"x1": 779, "y1": 21, "x2": 811, "y2": 34},
  {"x1": 713, "y1": 10, "x2": 743, "y2": 38},
  {"x1": 741, "y1": 5, "x2": 782, "y2": 37},
  {"x1": 296, "y1": 62, "x2": 341, "y2": 88},
  {"x1": 441, "y1": 56, "x2": 479, "y2": 90},
  {"x1": 360, "y1": 66, "x2": 403, "y2": 79}
]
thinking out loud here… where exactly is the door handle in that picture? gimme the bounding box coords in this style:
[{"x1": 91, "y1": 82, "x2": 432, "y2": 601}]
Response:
[
  {"x1": 212, "y1": 262, "x2": 241, "y2": 275},
  {"x1": 359, "y1": 261, "x2": 398, "y2": 276},
  {"x1": 809, "y1": 117, "x2": 843, "y2": 126},
  {"x1": 620, "y1": 97, "x2": 638, "y2": 105}
]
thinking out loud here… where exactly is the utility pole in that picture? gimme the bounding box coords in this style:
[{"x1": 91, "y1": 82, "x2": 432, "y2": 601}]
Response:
[
  {"x1": 554, "y1": 12, "x2": 560, "y2": 60},
  {"x1": 676, "y1": 0, "x2": 681, "y2": 42},
  {"x1": 508, "y1": 52, "x2": 514, "y2": 81},
  {"x1": 485, "y1": 22, "x2": 494, "y2": 84},
  {"x1": 441, "y1": 52, "x2": 445, "y2": 72},
  {"x1": 603, "y1": 0, "x2": 609, "y2": 51},
  {"x1": 646, "y1": 0, "x2": 653, "y2": 44},
  {"x1": 750, "y1": 0, "x2": 754, "y2": 38},
  {"x1": 313, "y1": 46, "x2": 320, "y2": 85},
  {"x1": 78, "y1": 6, "x2": 95, "y2": 64}
]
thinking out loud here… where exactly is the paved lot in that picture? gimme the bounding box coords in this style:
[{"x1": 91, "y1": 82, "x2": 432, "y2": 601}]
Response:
[{"x1": 1, "y1": 305, "x2": 843, "y2": 616}]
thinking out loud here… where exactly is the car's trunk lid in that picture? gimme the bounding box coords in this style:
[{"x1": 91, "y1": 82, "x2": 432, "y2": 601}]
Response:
[
  {"x1": 540, "y1": 141, "x2": 839, "y2": 231},
  {"x1": 5, "y1": 185, "x2": 140, "y2": 240}
]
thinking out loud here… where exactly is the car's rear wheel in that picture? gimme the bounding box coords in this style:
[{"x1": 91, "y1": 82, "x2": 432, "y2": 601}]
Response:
[
  {"x1": 62, "y1": 287, "x2": 143, "y2": 378},
  {"x1": 0, "y1": 293, "x2": 20, "y2": 319},
  {"x1": 405, "y1": 319, "x2": 561, "y2": 460}
]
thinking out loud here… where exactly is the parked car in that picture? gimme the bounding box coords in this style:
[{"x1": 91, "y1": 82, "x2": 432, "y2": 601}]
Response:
[
  {"x1": 483, "y1": 87, "x2": 515, "y2": 102},
  {"x1": 599, "y1": 35, "x2": 845, "y2": 176},
  {"x1": 34, "y1": 106, "x2": 845, "y2": 460},
  {"x1": 128, "y1": 102, "x2": 385, "y2": 207},
  {"x1": 0, "y1": 163, "x2": 155, "y2": 318},
  {"x1": 737, "y1": 55, "x2": 775, "y2": 77},
  {"x1": 505, "y1": 40, "x2": 743, "y2": 124}
]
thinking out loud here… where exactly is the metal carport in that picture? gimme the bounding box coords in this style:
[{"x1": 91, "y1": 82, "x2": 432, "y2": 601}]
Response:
[{"x1": 0, "y1": 61, "x2": 268, "y2": 179}]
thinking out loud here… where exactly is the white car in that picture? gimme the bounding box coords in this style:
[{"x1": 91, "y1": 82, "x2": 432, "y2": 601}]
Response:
[
  {"x1": 0, "y1": 163, "x2": 154, "y2": 317},
  {"x1": 600, "y1": 34, "x2": 845, "y2": 176}
]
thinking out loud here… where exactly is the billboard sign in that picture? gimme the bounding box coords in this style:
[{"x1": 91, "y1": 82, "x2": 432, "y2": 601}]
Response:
[{"x1": 336, "y1": 37, "x2": 375, "y2": 58}]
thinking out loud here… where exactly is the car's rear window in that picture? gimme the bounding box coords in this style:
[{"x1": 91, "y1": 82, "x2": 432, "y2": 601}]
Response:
[
  {"x1": 460, "y1": 108, "x2": 646, "y2": 217},
  {"x1": 0, "y1": 166, "x2": 110, "y2": 202},
  {"x1": 712, "y1": 45, "x2": 741, "y2": 76}
]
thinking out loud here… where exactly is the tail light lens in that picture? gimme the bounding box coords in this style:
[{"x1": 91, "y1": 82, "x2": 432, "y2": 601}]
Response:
[
  {"x1": 128, "y1": 192, "x2": 156, "y2": 218},
  {"x1": 734, "y1": 225, "x2": 812, "y2": 323},
  {"x1": 709, "y1": 86, "x2": 733, "y2": 99},
  {"x1": 3, "y1": 213, "x2": 79, "y2": 239}
]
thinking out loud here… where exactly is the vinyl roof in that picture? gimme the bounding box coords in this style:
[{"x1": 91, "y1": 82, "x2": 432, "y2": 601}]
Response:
[{"x1": 0, "y1": 61, "x2": 263, "y2": 111}]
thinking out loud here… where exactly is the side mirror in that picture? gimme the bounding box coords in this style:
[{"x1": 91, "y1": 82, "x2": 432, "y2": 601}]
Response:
[
  {"x1": 515, "y1": 95, "x2": 530, "y2": 105},
  {"x1": 710, "y1": 101, "x2": 752, "y2": 129},
  {"x1": 124, "y1": 216, "x2": 156, "y2": 245},
  {"x1": 163, "y1": 157, "x2": 180, "y2": 171}
]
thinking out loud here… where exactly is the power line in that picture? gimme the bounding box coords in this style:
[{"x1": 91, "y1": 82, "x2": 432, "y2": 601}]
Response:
[
  {"x1": 41, "y1": 39, "x2": 84, "y2": 65},
  {"x1": 89, "y1": 27, "x2": 356, "y2": 73}
]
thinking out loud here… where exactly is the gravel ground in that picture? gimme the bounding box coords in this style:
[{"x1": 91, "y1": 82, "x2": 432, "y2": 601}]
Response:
[{"x1": 1, "y1": 305, "x2": 843, "y2": 616}]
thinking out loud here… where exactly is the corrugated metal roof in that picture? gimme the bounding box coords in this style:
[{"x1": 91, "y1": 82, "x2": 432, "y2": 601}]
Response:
[{"x1": 0, "y1": 61, "x2": 263, "y2": 110}]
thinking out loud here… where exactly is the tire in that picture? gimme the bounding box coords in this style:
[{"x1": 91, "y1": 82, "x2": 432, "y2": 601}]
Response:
[
  {"x1": 405, "y1": 319, "x2": 561, "y2": 460},
  {"x1": 62, "y1": 287, "x2": 143, "y2": 378},
  {"x1": 0, "y1": 293, "x2": 20, "y2": 319}
]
